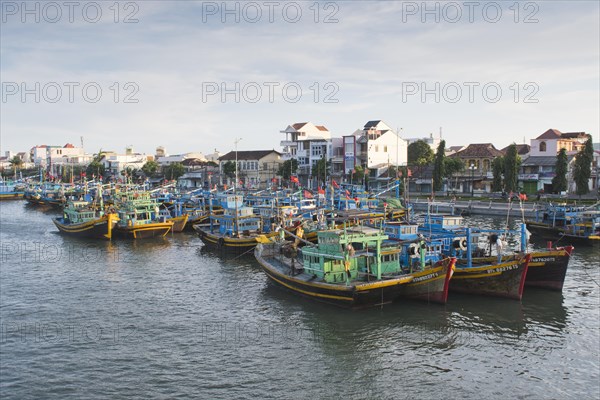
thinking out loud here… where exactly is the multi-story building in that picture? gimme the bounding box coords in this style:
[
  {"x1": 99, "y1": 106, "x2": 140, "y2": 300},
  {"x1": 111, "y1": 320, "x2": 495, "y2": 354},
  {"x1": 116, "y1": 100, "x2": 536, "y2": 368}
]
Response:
[
  {"x1": 449, "y1": 143, "x2": 503, "y2": 194},
  {"x1": 100, "y1": 147, "x2": 152, "y2": 177},
  {"x1": 343, "y1": 120, "x2": 407, "y2": 181},
  {"x1": 30, "y1": 144, "x2": 90, "y2": 167},
  {"x1": 218, "y1": 150, "x2": 282, "y2": 189},
  {"x1": 520, "y1": 129, "x2": 592, "y2": 193},
  {"x1": 280, "y1": 122, "x2": 331, "y2": 186}
]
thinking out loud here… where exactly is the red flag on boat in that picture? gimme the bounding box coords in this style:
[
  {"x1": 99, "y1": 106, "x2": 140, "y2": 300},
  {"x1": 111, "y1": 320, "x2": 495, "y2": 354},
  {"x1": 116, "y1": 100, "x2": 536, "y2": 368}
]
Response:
[
  {"x1": 303, "y1": 190, "x2": 313, "y2": 199},
  {"x1": 318, "y1": 188, "x2": 325, "y2": 195},
  {"x1": 332, "y1": 180, "x2": 340, "y2": 189},
  {"x1": 290, "y1": 176, "x2": 299, "y2": 184},
  {"x1": 271, "y1": 177, "x2": 277, "y2": 183},
  {"x1": 519, "y1": 193, "x2": 527, "y2": 201}
]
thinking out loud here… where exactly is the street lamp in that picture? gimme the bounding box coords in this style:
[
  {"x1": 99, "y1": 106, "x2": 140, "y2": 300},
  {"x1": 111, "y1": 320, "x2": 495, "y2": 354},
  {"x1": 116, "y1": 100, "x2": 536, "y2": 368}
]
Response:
[{"x1": 469, "y1": 163, "x2": 477, "y2": 197}]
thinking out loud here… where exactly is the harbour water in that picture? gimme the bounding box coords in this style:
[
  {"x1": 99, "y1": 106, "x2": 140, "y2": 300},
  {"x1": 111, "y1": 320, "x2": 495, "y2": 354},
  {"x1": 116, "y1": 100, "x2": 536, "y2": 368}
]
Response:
[{"x1": 1, "y1": 201, "x2": 598, "y2": 399}]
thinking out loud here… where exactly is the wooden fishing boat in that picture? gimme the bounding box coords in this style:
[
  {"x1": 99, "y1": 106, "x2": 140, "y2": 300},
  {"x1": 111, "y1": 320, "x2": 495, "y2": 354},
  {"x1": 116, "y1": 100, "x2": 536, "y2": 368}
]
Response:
[
  {"x1": 194, "y1": 193, "x2": 277, "y2": 251},
  {"x1": 0, "y1": 181, "x2": 24, "y2": 200},
  {"x1": 113, "y1": 191, "x2": 173, "y2": 239},
  {"x1": 525, "y1": 203, "x2": 600, "y2": 245},
  {"x1": 254, "y1": 226, "x2": 455, "y2": 308},
  {"x1": 451, "y1": 254, "x2": 531, "y2": 300},
  {"x1": 411, "y1": 214, "x2": 573, "y2": 293},
  {"x1": 53, "y1": 200, "x2": 119, "y2": 240}
]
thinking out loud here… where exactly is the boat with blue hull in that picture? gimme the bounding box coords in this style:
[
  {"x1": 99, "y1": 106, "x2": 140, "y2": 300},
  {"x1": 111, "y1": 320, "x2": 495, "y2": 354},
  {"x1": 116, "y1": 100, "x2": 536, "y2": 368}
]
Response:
[
  {"x1": 525, "y1": 203, "x2": 600, "y2": 245},
  {"x1": 194, "y1": 193, "x2": 277, "y2": 251}
]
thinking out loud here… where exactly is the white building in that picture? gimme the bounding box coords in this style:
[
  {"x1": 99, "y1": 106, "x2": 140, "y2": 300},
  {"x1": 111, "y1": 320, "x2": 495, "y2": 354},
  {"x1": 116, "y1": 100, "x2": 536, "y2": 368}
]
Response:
[
  {"x1": 405, "y1": 132, "x2": 443, "y2": 151},
  {"x1": 157, "y1": 152, "x2": 206, "y2": 167},
  {"x1": 30, "y1": 144, "x2": 90, "y2": 167},
  {"x1": 280, "y1": 122, "x2": 332, "y2": 184},
  {"x1": 101, "y1": 147, "x2": 152, "y2": 176},
  {"x1": 345, "y1": 120, "x2": 408, "y2": 173}
]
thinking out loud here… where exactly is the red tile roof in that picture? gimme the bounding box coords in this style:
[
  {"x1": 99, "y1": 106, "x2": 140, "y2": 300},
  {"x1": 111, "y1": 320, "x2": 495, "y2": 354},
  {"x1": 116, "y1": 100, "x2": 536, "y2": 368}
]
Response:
[
  {"x1": 536, "y1": 129, "x2": 562, "y2": 139},
  {"x1": 292, "y1": 122, "x2": 308, "y2": 130},
  {"x1": 315, "y1": 125, "x2": 329, "y2": 131},
  {"x1": 64, "y1": 143, "x2": 75, "y2": 148},
  {"x1": 452, "y1": 143, "x2": 503, "y2": 158}
]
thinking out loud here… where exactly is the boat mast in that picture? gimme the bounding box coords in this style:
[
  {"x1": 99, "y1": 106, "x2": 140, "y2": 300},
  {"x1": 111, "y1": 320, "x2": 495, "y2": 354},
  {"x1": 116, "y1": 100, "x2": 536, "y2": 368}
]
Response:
[{"x1": 234, "y1": 138, "x2": 242, "y2": 237}]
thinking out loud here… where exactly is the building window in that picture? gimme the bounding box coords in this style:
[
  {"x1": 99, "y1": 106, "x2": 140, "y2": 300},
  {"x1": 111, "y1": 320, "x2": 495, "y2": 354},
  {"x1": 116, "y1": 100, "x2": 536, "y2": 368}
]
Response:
[
  {"x1": 384, "y1": 146, "x2": 388, "y2": 152},
  {"x1": 374, "y1": 145, "x2": 379, "y2": 152},
  {"x1": 539, "y1": 142, "x2": 546, "y2": 152}
]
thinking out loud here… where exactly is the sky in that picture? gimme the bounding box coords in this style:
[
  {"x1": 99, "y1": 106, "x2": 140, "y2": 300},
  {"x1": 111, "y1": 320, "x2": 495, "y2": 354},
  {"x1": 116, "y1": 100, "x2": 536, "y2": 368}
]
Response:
[{"x1": 1, "y1": 0, "x2": 599, "y2": 156}]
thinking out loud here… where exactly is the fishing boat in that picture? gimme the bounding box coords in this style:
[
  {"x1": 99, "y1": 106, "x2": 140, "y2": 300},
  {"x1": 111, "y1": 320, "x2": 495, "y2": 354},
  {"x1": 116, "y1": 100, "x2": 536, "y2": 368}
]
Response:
[
  {"x1": 254, "y1": 226, "x2": 456, "y2": 308},
  {"x1": 0, "y1": 180, "x2": 25, "y2": 200},
  {"x1": 194, "y1": 193, "x2": 277, "y2": 251},
  {"x1": 525, "y1": 203, "x2": 600, "y2": 245},
  {"x1": 53, "y1": 200, "x2": 119, "y2": 240},
  {"x1": 113, "y1": 191, "x2": 173, "y2": 239},
  {"x1": 416, "y1": 214, "x2": 575, "y2": 293}
]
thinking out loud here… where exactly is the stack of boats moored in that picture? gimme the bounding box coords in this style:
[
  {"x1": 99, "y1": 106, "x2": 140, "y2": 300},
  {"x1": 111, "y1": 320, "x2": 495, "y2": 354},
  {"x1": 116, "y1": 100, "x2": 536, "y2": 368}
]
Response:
[{"x1": 9, "y1": 177, "x2": 587, "y2": 310}]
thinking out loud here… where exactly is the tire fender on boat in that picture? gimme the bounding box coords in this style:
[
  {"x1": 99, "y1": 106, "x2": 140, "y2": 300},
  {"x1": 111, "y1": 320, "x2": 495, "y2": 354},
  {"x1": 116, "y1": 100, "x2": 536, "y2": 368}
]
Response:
[{"x1": 218, "y1": 238, "x2": 225, "y2": 248}]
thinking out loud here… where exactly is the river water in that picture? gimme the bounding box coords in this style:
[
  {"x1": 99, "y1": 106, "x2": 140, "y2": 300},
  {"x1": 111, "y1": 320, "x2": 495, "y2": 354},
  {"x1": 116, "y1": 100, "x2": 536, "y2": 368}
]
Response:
[{"x1": 1, "y1": 201, "x2": 598, "y2": 399}]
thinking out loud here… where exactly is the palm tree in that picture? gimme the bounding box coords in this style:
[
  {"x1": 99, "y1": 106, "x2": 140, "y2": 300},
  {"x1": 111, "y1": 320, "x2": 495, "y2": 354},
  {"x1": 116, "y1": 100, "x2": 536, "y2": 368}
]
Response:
[{"x1": 9, "y1": 156, "x2": 23, "y2": 179}]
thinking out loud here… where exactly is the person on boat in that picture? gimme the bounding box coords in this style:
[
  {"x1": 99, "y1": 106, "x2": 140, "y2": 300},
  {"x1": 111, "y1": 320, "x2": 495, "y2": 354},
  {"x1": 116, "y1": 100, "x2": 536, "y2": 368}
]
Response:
[{"x1": 496, "y1": 236, "x2": 504, "y2": 263}]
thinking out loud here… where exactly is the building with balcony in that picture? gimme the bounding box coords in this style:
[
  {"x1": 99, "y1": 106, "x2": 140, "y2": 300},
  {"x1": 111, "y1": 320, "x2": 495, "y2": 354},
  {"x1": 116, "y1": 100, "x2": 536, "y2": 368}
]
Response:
[
  {"x1": 280, "y1": 122, "x2": 332, "y2": 186},
  {"x1": 449, "y1": 143, "x2": 503, "y2": 193},
  {"x1": 342, "y1": 120, "x2": 407, "y2": 185},
  {"x1": 218, "y1": 150, "x2": 282, "y2": 189},
  {"x1": 519, "y1": 129, "x2": 592, "y2": 194}
]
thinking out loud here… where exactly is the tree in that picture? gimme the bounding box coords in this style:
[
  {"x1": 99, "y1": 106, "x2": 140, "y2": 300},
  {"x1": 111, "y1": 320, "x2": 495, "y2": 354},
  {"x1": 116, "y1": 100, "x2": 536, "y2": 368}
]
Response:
[
  {"x1": 164, "y1": 162, "x2": 185, "y2": 181},
  {"x1": 86, "y1": 161, "x2": 105, "y2": 178},
  {"x1": 432, "y1": 140, "x2": 446, "y2": 191},
  {"x1": 573, "y1": 137, "x2": 593, "y2": 195},
  {"x1": 352, "y1": 165, "x2": 365, "y2": 184},
  {"x1": 142, "y1": 160, "x2": 160, "y2": 178},
  {"x1": 551, "y1": 148, "x2": 568, "y2": 193},
  {"x1": 314, "y1": 156, "x2": 330, "y2": 185},
  {"x1": 92, "y1": 149, "x2": 106, "y2": 163},
  {"x1": 503, "y1": 144, "x2": 521, "y2": 192},
  {"x1": 9, "y1": 156, "x2": 23, "y2": 178},
  {"x1": 277, "y1": 159, "x2": 298, "y2": 181},
  {"x1": 407, "y1": 140, "x2": 434, "y2": 167},
  {"x1": 491, "y1": 157, "x2": 504, "y2": 192},
  {"x1": 444, "y1": 158, "x2": 464, "y2": 177},
  {"x1": 222, "y1": 161, "x2": 237, "y2": 179}
]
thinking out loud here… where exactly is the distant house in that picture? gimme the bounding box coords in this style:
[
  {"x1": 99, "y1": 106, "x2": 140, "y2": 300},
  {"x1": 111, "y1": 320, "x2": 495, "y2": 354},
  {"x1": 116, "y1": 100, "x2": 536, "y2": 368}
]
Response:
[
  {"x1": 520, "y1": 129, "x2": 593, "y2": 193},
  {"x1": 340, "y1": 120, "x2": 407, "y2": 187},
  {"x1": 501, "y1": 144, "x2": 530, "y2": 157},
  {"x1": 218, "y1": 150, "x2": 282, "y2": 189},
  {"x1": 280, "y1": 122, "x2": 331, "y2": 186},
  {"x1": 449, "y1": 143, "x2": 503, "y2": 193}
]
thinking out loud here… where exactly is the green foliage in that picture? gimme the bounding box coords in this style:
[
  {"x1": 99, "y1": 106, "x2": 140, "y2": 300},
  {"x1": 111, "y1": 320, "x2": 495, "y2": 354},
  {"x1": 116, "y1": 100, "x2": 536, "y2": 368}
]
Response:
[
  {"x1": 92, "y1": 149, "x2": 106, "y2": 163},
  {"x1": 86, "y1": 161, "x2": 105, "y2": 178},
  {"x1": 352, "y1": 165, "x2": 365, "y2": 183},
  {"x1": 407, "y1": 140, "x2": 434, "y2": 166},
  {"x1": 573, "y1": 137, "x2": 593, "y2": 195},
  {"x1": 142, "y1": 160, "x2": 160, "y2": 178},
  {"x1": 432, "y1": 140, "x2": 446, "y2": 191},
  {"x1": 491, "y1": 157, "x2": 504, "y2": 192},
  {"x1": 164, "y1": 162, "x2": 185, "y2": 181},
  {"x1": 277, "y1": 159, "x2": 298, "y2": 180},
  {"x1": 222, "y1": 161, "x2": 237, "y2": 179},
  {"x1": 551, "y1": 148, "x2": 568, "y2": 193},
  {"x1": 503, "y1": 144, "x2": 521, "y2": 192},
  {"x1": 443, "y1": 158, "x2": 464, "y2": 177},
  {"x1": 314, "y1": 156, "x2": 330, "y2": 184}
]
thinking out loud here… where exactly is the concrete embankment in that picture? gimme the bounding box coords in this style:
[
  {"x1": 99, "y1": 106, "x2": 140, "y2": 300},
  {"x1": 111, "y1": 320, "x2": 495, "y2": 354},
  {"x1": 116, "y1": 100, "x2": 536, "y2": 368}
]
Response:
[{"x1": 410, "y1": 200, "x2": 539, "y2": 218}]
